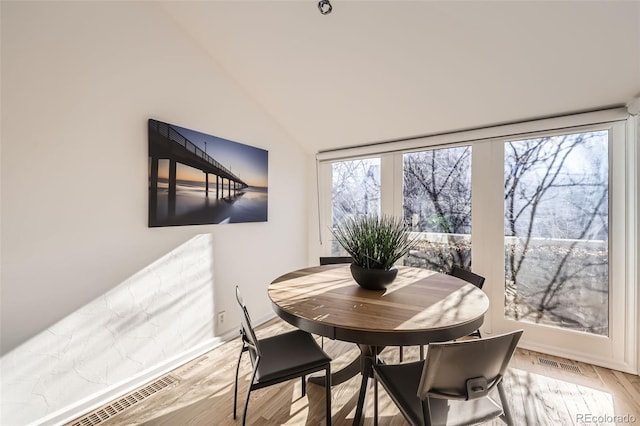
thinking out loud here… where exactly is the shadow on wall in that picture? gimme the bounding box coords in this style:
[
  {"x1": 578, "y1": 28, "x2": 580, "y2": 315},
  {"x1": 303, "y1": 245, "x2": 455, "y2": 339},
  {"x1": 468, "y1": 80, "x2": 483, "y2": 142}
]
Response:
[{"x1": 0, "y1": 234, "x2": 218, "y2": 426}]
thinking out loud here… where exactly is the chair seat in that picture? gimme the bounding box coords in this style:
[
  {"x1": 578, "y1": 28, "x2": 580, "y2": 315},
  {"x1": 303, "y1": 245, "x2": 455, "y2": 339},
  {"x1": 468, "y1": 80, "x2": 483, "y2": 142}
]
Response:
[
  {"x1": 255, "y1": 330, "x2": 331, "y2": 383},
  {"x1": 374, "y1": 361, "x2": 503, "y2": 426}
]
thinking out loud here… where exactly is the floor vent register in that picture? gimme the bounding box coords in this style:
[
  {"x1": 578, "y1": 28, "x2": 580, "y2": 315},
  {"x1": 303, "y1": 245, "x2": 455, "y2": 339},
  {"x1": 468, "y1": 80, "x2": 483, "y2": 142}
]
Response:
[
  {"x1": 538, "y1": 357, "x2": 582, "y2": 374},
  {"x1": 69, "y1": 374, "x2": 179, "y2": 426}
]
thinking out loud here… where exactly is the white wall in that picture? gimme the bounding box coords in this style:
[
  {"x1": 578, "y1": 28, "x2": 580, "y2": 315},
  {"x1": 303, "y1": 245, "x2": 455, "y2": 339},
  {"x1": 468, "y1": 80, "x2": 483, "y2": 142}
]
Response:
[{"x1": 0, "y1": 1, "x2": 310, "y2": 424}]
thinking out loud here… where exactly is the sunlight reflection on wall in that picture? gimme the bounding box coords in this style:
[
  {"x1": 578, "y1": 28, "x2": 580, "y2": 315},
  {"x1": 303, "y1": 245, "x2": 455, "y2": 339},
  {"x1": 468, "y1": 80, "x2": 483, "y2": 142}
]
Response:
[{"x1": 0, "y1": 234, "x2": 216, "y2": 425}]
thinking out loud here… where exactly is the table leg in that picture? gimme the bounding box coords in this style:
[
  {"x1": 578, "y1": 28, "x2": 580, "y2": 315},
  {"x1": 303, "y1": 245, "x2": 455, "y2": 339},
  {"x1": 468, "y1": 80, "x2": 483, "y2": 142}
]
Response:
[
  {"x1": 307, "y1": 343, "x2": 382, "y2": 425},
  {"x1": 353, "y1": 344, "x2": 379, "y2": 426}
]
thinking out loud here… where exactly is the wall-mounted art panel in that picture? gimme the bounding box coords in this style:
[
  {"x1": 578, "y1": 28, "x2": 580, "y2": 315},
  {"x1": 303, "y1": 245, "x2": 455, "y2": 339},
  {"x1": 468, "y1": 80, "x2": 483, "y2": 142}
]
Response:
[{"x1": 148, "y1": 119, "x2": 268, "y2": 226}]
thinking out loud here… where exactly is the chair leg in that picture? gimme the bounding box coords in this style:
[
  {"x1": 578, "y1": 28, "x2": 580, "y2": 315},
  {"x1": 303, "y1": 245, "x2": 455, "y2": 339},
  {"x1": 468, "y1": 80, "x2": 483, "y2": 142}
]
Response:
[
  {"x1": 373, "y1": 346, "x2": 379, "y2": 426},
  {"x1": 302, "y1": 375, "x2": 306, "y2": 396},
  {"x1": 325, "y1": 363, "x2": 332, "y2": 425},
  {"x1": 421, "y1": 398, "x2": 433, "y2": 426},
  {"x1": 233, "y1": 346, "x2": 245, "y2": 419},
  {"x1": 419, "y1": 345, "x2": 425, "y2": 360},
  {"x1": 374, "y1": 377, "x2": 379, "y2": 426},
  {"x1": 241, "y1": 365, "x2": 259, "y2": 426},
  {"x1": 399, "y1": 345, "x2": 403, "y2": 362},
  {"x1": 497, "y1": 381, "x2": 514, "y2": 426}
]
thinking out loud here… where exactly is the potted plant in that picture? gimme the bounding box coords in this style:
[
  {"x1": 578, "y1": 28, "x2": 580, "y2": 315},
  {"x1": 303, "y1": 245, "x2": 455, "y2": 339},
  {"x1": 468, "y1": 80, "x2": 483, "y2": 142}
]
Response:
[{"x1": 331, "y1": 214, "x2": 418, "y2": 290}]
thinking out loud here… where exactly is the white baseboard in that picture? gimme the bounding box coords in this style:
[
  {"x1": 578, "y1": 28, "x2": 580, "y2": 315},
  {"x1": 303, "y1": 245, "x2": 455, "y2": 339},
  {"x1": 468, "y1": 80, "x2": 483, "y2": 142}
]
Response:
[
  {"x1": 33, "y1": 330, "x2": 236, "y2": 426},
  {"x1": 30, "y1": 311, "x2": 280, "y2": 426},
  {"x1": 518, "y1": 340, "x2": 637, "y2": 375}
]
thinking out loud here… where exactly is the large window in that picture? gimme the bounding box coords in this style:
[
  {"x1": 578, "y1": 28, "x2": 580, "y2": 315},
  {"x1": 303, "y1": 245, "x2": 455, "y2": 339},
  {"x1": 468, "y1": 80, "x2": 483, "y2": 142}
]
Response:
[
  {"x1": 504, "y1": 131, "x2": 609, "y2": 335},
  {"x1": 403, "y1": 146, "x2": 472, "y2": 272},
  {"x1": 317, "y1": 109, "x2": 636, "y2": 373}
]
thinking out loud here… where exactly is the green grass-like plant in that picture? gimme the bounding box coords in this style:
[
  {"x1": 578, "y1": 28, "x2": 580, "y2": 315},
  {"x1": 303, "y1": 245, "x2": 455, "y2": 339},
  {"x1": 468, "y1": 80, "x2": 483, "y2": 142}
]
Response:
[{"x1": 331, "y1": 215, "x2": 419, "y2": 270}]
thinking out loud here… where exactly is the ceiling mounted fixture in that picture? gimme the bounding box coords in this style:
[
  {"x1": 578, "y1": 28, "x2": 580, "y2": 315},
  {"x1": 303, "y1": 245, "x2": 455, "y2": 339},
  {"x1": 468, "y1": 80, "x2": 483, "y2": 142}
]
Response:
[
  {"x1": 627, "y1": 96, "x2": 640, "y2": 115},
  {"x1": 318, "y1": 0, "x2": 332, "y2": 15}
]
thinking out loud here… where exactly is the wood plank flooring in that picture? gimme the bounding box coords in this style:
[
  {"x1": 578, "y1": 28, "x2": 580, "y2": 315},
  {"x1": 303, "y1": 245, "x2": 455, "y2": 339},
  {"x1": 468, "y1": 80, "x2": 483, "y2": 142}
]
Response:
[{"x1": 68, "y1": 318, "x2": 640, "y2": 426}]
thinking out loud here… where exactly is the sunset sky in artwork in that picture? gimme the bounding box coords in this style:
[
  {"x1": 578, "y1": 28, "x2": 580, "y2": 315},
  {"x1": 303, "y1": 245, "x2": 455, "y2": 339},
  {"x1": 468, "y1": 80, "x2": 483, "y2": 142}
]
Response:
[{"x1": 155, "y1": 123, "x2": 268, "y2": 188}]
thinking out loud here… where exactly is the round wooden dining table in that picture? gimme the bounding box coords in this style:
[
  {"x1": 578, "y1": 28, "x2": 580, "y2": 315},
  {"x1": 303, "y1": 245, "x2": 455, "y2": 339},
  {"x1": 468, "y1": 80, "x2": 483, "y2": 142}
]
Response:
[{"x1": 268, "y1": 264, "x2": 489, "y2": 425}]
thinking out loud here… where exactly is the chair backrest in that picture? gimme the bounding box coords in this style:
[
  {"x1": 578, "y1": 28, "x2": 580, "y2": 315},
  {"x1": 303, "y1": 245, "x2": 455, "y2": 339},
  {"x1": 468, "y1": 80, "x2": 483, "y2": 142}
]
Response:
[
  {"x1": 417, "y1": 330, "x2": 523, "y2": 401},
  {"x1": 450, "y1": 265, "x2": 486, "y2": 289},
  {"x1": 319, "y1": 256, "x2": 354, "y2": 265},
  {"x1": 235, "y1": 286, "x2": 261, "y2": 360}
]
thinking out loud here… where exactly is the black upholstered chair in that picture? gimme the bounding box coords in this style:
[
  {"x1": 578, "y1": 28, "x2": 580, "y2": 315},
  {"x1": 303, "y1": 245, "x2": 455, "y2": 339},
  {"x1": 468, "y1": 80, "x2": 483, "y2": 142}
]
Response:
[
  {"x1": 450, "y1": 266, "x2": 486, "y2": 338},
  {"x1": 373, "y1": 330, "x2": 523, "y2": 426},
  {"x1": 233, "y1": 286, "x2": 332, "y2": 425}
]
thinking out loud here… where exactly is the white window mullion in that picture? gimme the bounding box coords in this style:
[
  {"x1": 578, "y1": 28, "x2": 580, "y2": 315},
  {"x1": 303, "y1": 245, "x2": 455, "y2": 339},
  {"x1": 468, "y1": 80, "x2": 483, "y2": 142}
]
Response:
[
  {"x1": 630, "y1": 115, "x2": 639, "y2": 373},
  {"x1": 317, "y1": 160, "x2": 333, "y2": 255},
  {"x1": 622, "y1": 116, "x2": 638, "y2": 372},
  {"x1": 380, "y1": 153, "x2": 399, "y2": 218},
  {"x1": 470, "y1": 139, "x2": 505, "y2": 336}
]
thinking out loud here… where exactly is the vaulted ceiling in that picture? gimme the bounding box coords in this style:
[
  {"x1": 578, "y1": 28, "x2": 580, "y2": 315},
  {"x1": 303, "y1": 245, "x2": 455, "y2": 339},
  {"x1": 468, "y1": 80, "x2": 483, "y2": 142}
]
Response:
[{"x1": 162, "y1": 1, "x2": 640, "y2": 154}]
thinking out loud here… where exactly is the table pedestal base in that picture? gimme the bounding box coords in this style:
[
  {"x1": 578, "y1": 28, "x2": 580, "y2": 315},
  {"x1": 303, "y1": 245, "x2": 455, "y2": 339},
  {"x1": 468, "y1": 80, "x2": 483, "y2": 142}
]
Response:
[{"x1": 309, "y1": 344, "x2": 382, "y2": 426}]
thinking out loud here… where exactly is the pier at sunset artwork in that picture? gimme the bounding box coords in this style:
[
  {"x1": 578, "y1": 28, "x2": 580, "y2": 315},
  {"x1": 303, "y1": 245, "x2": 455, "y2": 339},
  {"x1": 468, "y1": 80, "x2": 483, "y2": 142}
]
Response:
[{"x1": 148, "y1": 119, "x2": 268, "y2": 226}]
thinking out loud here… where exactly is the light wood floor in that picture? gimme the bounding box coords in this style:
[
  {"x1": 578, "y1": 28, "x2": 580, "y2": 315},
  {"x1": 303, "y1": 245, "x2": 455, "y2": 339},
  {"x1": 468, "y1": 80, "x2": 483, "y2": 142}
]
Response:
[{"x1": 69, "y1": 318, "x2": 640, "y2": 426}]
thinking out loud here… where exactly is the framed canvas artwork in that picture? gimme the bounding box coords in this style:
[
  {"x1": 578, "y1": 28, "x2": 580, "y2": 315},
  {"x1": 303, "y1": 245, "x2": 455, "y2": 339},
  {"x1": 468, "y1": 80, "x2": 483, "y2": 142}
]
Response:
[{"x1": 148, "y1": 119, "x2": 268, "y2": 227}]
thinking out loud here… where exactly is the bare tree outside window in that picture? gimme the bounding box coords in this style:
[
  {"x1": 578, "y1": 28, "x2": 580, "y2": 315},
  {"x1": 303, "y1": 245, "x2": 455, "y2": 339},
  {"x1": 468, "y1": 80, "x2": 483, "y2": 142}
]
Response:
[
  {"x1": 331, "y1": 158, "x2": 381, "y2": 255},
  {"x1": 403, "y1": 147, "x2": 472, "y2": 272},
  {"x1": 504, "y1": 131, "x2": 609, "y2": 335}
]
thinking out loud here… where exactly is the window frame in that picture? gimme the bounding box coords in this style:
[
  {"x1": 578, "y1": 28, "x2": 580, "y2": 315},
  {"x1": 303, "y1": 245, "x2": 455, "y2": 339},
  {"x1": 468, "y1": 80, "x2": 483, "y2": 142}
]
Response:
[
  {"x1": 479, "y1": 121, "x2": 634, "y2": 373},
  {"x1": 315, "y1": 109, "x2": 637, "y2": 373}
]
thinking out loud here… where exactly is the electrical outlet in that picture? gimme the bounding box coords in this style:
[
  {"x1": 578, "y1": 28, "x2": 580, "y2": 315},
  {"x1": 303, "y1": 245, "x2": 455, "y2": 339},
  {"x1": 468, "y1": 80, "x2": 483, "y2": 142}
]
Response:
[{"x1": 217, "y1": 311, "x2": 226, "y2": 325}]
